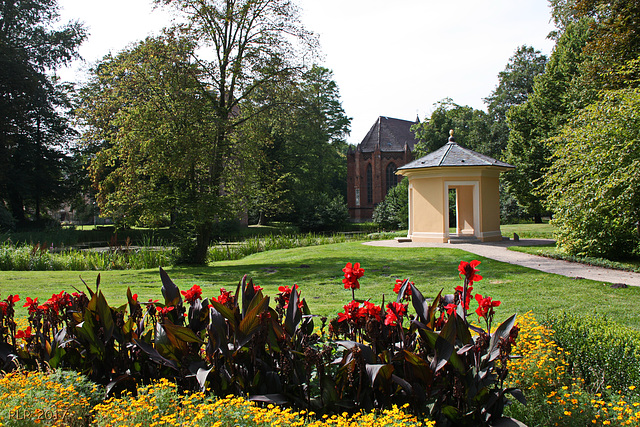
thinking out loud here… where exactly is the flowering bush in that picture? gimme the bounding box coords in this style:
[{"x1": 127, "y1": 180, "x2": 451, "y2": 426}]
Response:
[{"x1": 0, "y1": 260, "x2": 520, "y2": 425}]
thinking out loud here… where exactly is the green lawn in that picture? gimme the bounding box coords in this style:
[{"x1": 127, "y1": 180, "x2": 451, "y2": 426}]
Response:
[
  {"x1": 500, "y1": 222, "x2": 556, "y2": 239},
  {"x1": 2, "y1": 241, "x2": 639, "y2": 328}
]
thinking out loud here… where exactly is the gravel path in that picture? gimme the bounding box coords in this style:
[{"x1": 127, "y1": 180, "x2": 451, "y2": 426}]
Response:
[{"x1": 363, "y1": 238, "x2": 640, "y2": 287}]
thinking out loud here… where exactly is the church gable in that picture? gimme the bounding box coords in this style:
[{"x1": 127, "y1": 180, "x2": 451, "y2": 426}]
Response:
[
  {"x1": 358, "y1": 116, "x2": 419, "y2": 153},
  {"x1": 346, "y1": 116, "x2": 419, "y2": 221}
]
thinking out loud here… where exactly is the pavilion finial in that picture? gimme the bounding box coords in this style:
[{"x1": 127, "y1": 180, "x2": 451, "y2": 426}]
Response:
[{"x1": 448, "y1": 129, "x2": 455, "y2": 143}]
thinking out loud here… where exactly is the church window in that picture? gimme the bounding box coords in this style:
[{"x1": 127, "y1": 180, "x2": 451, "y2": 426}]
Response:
[
  {"x1": 386, "y1": 163, "x2": 397, "y2": 194},
  {"x1": 366, "y1": 164, "x2": 373, "y2": 204}
]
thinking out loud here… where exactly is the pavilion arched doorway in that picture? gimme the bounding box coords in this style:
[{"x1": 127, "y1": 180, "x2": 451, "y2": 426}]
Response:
[{"x1": 444, "y1": 181, "x2": 479, "y2": 240}]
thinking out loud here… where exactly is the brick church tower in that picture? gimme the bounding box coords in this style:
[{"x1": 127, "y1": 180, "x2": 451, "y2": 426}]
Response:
[{"x1": 346, "y1": 116, "x2": 418, "y2": 221}]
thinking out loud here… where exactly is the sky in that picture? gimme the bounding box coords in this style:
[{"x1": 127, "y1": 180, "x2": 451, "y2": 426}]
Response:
[{"x1": 57, "y1": 0, "x2": 557, "y2": 145}]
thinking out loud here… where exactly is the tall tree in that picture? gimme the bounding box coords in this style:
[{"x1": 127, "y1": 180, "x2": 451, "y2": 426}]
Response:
[
  {"x1": 502, "y1": 17, "x2": 592, "y2": 222},
  {"x1": 483, "y1": 45, "x2": 548, "y2": 159},
  {"x1": 574, "y1": 0, "x2": 640, "y2": 91},
  {"x1": 543, "y1": 87, "x2": 640, "y2": 259},
  {"x1": 78, "y1": 34, "x2": 231, "y2": 230},
  {"x1": 412, "y1": 98, "x2": 490, "y2": 157},
  {"x1": 0, "y1": 0, "x2": 86, "y2": 226},
  {"x1": 81, "y1": 0, "x2": 316, "y2": 263},
  {"x1": 243, "y1": 65, "x2": 351, "y2": 227}
]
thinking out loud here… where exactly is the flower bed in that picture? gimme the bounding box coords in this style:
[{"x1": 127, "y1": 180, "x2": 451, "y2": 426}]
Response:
[{"x1": 0, "y1": 259, "x2": 526, "y2": 425}]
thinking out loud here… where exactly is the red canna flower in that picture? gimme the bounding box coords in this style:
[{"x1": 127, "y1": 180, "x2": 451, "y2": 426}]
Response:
[
  {"x1": 454, "y1": 285, "x2": 474, "y2": 310},
  {"x1": 444, "y1": 303, "x2": 458, "y2": 315},
  {"x1": 342, "y1": 262, "x2": 364, "y2": 290},
  {"x1": 16, "y1": 327, "x2": 32, "y2": 340},
  {"x1": 337, "y1": 300, "x2": 361, "y2": 322},
  {"x1": 384, "y1": 310, "x2": 398, "y2": 326},
  {"x1": 475, "y1": 293, "x2": 501, "y2": 319},
  {"x1": 458, "y1": 260, "x2": 483, "y2": 284},
  {"x1": 181, "y1": 284, "x2": 203, "y2": 304},
  {"x1": 253, "y1": 284, "x2": 263, "y2": 292},
  {"x1": 44, "y1": 291, "x2": 72, "y2": 314},
  {"x1": 23, "y1": 297, "x2": 39, "y2": 314},
  {"x1": 156, "y1": 306, "x2": 175, "y2": 315},
  {"x1": 211, "y1": 288, "x2": 232, "y2": 305},
  {"x1": 385, "y1": 301, "x2": 407, "y2": 326},
  {"x1": 359, "y1": 301, "x2": 382, "y2": 321},
  {"x1": 132, "y1": 294, "x2": 138, "y2": 303},
  {"x1": 394, "y1": 279, "x2": 413, "y2": 300},
  {"x1": 7, "y1": 295, "x2": 19, "y2": 304}
]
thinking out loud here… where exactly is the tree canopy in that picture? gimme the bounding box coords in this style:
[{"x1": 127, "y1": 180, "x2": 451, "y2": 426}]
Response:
[
  {"x1": 412, "y1": 98, "x2": 489, "y2": 157},
  {"x1": 78, "y1": 0, "x2": 335, "y2": 263},
  {"x1": 543, "y1": 88, "x2": 640, "y2": 259},
  {"x1": 0, "y1": 0, "x2": 86, "y2": 227}
]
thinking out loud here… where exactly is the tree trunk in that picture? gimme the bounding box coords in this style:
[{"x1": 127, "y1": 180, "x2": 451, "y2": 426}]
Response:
[
  {"x1": 258, "y1": 211, "x2": 267, "y2": 226},
  {"x1": 534, "y1": 213, "x2": 542, "y2": 224},
  {"x1": 193, "y1": 221, "x2": 212, "y2": 265}
]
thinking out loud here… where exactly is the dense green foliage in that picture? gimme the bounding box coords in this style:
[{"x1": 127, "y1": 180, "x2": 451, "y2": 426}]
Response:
[
  {"x1": 372, "y1": 178, "x2": 408, "y2": 230},
  {"x1": 502, "y1": 17, "x2": 592, "y2": 223},
  {"x1": 78, "y1": 0, "x2": 323, "y2": 264},
  {"x1": 544, "y1": 312, "x2": 640, "y2": 394},
  {"x1": 244, "y1": 66, "x2": 351, "y2": 228},
  {"x1": 504, "y1": 0, "x2": 640, "y2": 256},
  {"x1": 411, "y1": 99, "x2": 490, "y2": 157},
  {"x1": 0, "y1": 241, "x2": 176, "y2": 270},
  {"x1": 543, "y1": 88, "x2": 640, "y2": 259},
  {"x1": 0, "y1": 0, "x2": 86, "y2": 228},
  {"x1": 483, "y1": 45, "x2": 548, "y2": 160}
]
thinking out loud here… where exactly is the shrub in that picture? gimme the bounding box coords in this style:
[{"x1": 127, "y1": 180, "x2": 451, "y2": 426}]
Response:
[
  {"x1": 543, "y1": 88, "x2": 640, "y2": 260},
  {"x1": 295, "y1": 193, "x2": 350, "y2": 232},
  {"x1": 372, "y1": 178, "x2": 408, "y2": 230},
  {"x1": 543, "y1": 312, "x2": 640, "y2": 393},
  {"x1": 0, "y1": 241, "x2": 176, "y2": 271}
]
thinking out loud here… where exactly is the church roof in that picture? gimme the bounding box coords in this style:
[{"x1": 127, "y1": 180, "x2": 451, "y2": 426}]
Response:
[
  {"x1": 357, "y1": 116, "x2": 418, "y2": 152},
  {"x1": 397, "y1": 134, "x2": 515, "y2": 171}
]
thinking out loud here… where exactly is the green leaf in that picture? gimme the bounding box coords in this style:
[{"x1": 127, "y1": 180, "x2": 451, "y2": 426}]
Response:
[
  {"x1": 403, "y1": 350, "x2": 432, "y2": 384},
  {"x1": 209, "y1": 299, "x2": 238, "y2": 329},
  {"x1": 336, "y1": 341, "x2": 375, "y2": 364},
  {"x1": 134, "y1": 338, "x2": 178, "y2": 370},
  {"x1": 97, "y1": 291, "x2": 115, "y2": 343},
  {"x1": 284, "y1": 286, "x2": 301, "y2": 336}
]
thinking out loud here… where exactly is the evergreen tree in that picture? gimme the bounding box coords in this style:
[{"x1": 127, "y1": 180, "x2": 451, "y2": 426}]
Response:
[{"x1": 0, "y1": 0, "x2": 86, "y2": 227}]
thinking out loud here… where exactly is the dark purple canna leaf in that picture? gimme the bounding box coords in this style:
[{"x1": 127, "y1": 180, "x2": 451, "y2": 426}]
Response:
[
  {"x1": 160, "y1": 267, "x2": 182, "y2": 306},
  {"x1": 134, "y1": 338, "x2": 178, "y2": 370},
  {"x1": 365, "y1": 363, "x2": 394, "y2": 386},
  {"x1": 284, "y1": 286, "x2": 301, "y2": 336}
]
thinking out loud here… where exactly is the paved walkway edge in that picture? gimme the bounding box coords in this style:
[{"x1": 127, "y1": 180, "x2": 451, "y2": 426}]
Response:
[{"x1": 363, "y1": 239, "x2": 640, "y2": 287}]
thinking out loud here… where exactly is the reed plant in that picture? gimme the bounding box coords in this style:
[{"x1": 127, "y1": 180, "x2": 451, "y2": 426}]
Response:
[{"x1": 0, "y1": 241, "x2": 176, "y2": 271}]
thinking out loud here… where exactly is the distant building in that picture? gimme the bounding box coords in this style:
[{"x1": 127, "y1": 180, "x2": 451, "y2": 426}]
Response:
[{"x1": 346, "y1": 116, "x2": 419, "y2": 221}]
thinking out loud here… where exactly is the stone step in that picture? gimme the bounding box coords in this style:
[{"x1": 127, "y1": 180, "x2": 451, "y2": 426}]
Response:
[{"x1": 448, "y1": 236, "x2": 479, "y2": 244}]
